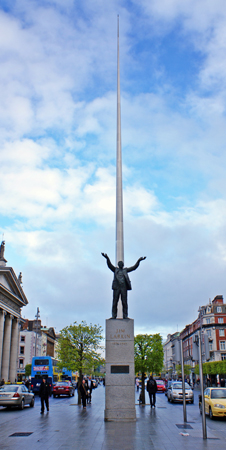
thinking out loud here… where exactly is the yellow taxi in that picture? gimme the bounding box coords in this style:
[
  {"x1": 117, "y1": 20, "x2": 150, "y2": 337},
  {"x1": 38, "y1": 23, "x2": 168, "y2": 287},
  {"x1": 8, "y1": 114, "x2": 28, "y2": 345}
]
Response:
[{"x1": 201, "y1": 387, "x2": 226, "y2": 419}]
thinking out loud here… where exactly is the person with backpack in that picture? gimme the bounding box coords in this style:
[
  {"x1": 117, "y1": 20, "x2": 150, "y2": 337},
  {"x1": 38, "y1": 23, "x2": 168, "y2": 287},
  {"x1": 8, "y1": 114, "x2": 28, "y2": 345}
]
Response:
[{"x1": 147, "y1": 375, "x2": 157, "y2": 408}]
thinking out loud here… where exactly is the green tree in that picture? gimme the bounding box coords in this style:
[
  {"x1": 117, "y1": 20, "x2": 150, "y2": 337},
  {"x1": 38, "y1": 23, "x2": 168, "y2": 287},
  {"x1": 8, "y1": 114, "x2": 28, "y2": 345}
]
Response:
[
  {"x1": 57, "y1": 321, "x2": 103, "y2": 404},
  {"x1": 134, "y1": 333, "x2": 164, "y2": 405},
  {"x1": 175, "y1": 364, "x2": 191, "y2": 377},
  {"x1": 195, "y1": 360, "x2": 226, "y2": 377},
  {"x1": 25, "y1": 364, "x2": 32, "y2": 377}
]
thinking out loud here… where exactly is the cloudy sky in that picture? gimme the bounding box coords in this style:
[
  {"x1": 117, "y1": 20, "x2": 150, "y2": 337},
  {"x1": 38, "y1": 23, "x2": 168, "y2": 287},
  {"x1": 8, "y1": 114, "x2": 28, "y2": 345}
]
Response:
[{"x1": 1, "y1": 0, "x2": 226, "y2": 340}]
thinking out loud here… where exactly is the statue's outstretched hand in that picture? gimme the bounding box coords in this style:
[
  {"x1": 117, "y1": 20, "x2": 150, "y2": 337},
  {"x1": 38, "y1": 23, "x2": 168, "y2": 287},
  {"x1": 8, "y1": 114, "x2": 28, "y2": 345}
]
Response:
[
  {"x1": 139, "y1": 256, "x2": 146, "y2": 262},
  {"x1": 101, "y1": 253, "x2": 108, "y2": 259}
]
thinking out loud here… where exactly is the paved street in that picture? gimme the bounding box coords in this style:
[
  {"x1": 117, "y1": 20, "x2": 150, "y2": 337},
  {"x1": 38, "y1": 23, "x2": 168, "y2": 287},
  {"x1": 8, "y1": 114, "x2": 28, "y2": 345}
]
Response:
[{"x1": 0, "y1": 385, "x2": 226, "y2": 450}]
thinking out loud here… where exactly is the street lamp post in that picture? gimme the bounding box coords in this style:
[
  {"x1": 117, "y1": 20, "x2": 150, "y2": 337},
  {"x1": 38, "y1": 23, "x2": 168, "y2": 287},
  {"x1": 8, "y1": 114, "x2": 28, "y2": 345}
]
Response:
[
  {"x1": 34, "y1": 307, "x2": 40, "y2": 357},
  {"x1": 198, "y1": 307, "x2": 207, "y2": 439}
]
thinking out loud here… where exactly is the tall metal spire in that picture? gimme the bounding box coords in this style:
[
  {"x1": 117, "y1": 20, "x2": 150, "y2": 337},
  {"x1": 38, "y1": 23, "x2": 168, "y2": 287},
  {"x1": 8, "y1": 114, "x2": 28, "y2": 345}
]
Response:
[
  {"x1": 116, "y1": 16, "x2": 124, "y2": 318},
  {"x1": 116, "y1": 15, "x2": 124, "y2": 264}
]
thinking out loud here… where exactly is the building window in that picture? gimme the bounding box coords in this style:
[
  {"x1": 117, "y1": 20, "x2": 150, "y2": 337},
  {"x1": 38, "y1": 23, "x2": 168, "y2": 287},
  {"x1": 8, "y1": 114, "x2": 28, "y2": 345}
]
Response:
[
  {"x1": 221, "y1": 354, "x2": 226, "y2": 360},
  {"x1": 217, "y1": 306, "x2": 222, "y2": 313},
  {"x1": 220, "y1": 341, "x2": 226, "y2": 351},
  {"x1": 19, "y1": 359, "x2": 24, "y2": 369},
  {"x1": 20, "y1": 346, "x2": 25, "y2": 354},
  {"x1": 207, "y1": 330, "x2": 211, "y2": 337},
  {"x1": 20, "y1": 335, "x2": 25, "y2": 342},
  {"x1": 218, "y1": 318, "x2": 224, "y2": 324},
  {"x1": 219, "y1": 329, "x2": 225, "y2": 337},
  {"x1": 206, "y1": 318, "x2": 210, "y2": 324},
  {"x1": 209, "y1": 342, "x2": 213, "y2": 351}
]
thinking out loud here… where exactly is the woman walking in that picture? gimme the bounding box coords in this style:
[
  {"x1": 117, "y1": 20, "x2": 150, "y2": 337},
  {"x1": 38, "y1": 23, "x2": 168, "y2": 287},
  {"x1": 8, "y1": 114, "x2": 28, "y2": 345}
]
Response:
[{"x1": 79, "y1": 379, "x2": 87, "y2": 409}]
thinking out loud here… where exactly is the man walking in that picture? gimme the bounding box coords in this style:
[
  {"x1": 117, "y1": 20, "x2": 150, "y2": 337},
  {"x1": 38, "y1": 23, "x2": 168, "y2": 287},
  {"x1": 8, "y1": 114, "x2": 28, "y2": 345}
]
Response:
[
  {"x1": 147, "y1": 375, "x2": 157, "y2": 408},
  {"x1": 85, "y1": 376, "x2": 94, "y2": 403},
  {"x1": 39, "y1": 378, "x2": 51, "y2": 414}
]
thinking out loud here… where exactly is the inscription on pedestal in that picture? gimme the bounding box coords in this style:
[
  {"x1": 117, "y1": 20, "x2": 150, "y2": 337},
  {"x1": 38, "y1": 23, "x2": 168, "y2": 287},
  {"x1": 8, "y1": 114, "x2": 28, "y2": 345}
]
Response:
[{"x1": 110, "y1": 328, "x2": 131, "y2": 340}]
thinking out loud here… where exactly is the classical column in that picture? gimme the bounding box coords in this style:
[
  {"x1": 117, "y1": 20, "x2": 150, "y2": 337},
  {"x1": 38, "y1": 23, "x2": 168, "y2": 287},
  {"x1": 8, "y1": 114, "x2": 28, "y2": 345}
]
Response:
[
  {"x1": 1, "y1": 314, "x2": 13, "y2": 381},
  {"x1": 9, "y1": 318, "x2": 19, "y2": 383},
  {"x1": 0, "y1": 310, "x2": 6, "y2": 379}
]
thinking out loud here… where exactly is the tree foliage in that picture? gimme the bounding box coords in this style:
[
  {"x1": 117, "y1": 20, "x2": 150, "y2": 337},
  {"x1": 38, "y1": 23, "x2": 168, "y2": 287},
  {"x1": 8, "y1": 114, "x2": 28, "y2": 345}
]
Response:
[
  {"x1": 195, "y1": 360, "x2": 226, "y2": 376},
  {"x1": 134, "y1": 333, "x2": 164, "y2": 404},
  {"x1": 134, "y1": 333, "x2": 164, "y2": 375},
  {"x1": 57, "y1": 321, "x2": 103, "y2": 375},
  {"x1": 25, "y1": 364, "x2": 32, "y2": 377},
  {"x1": 176, "y1": 364, "x2": 191, "y2": 376}
]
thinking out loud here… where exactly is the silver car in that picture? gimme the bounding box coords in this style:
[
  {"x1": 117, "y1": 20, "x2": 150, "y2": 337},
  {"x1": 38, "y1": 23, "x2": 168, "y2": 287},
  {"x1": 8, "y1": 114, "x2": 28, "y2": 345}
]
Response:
[
  {"x1": 167, "y1": 381, "x2": 194, "y2": 404},
  {"x1": 0, "y1": 384, "x2": 35, "y2": 409}
]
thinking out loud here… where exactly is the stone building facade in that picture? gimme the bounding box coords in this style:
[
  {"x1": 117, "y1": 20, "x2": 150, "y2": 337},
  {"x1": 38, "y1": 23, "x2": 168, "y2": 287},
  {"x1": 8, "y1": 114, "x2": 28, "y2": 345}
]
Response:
[
  {"x1": 0, "y1": 241, "x2": 28, "y2": 382},
  {"x1": 18, "y1": 321, "x2": 56, "y2": 379},
  {"x1": 164, "y1": 295, "x2": 226, "y2": 379}
]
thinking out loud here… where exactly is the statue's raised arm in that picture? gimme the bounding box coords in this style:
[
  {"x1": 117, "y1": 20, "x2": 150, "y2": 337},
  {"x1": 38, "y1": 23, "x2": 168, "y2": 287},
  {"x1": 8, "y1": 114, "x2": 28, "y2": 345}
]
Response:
[
  {"x1": 126, "y1": 256, "x2": 146, "y2": 273},
  {"x1": 101, "y1": 253, "x2": 115, "y2": 273}
]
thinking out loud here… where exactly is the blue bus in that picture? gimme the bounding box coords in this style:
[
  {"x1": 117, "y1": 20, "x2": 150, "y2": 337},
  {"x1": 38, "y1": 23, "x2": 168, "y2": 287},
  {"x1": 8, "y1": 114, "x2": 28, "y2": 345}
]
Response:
[{"x1": 31, "y1": 356, "x2": 59, "y2": 394}]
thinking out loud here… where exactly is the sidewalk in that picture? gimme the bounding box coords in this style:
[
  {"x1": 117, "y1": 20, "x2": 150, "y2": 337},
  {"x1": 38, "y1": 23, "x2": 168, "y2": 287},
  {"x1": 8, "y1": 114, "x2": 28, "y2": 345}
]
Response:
[{"x1": 0, "y1": 385, "x2": 225, "y2": 450}]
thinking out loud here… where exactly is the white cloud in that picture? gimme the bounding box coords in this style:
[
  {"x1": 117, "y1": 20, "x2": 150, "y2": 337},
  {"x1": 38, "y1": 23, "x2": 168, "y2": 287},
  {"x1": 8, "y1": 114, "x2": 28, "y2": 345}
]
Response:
[{"x1": 1, "y1": 1, "x2": 226, "y2": 339}]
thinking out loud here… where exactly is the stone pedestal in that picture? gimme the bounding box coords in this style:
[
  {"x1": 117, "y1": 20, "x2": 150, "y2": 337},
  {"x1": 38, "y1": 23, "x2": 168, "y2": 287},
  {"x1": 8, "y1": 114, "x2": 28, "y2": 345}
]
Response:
[{"x1": 104, "y1": 318, "x2": 136, "y2": 421}]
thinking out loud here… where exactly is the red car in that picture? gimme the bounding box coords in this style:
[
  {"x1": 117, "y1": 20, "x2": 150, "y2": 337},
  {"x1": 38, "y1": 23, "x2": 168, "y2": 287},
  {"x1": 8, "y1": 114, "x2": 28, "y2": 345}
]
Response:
[
  {"x1": 156, "y1": 380, "x2": 166, "y2": 393},
  {"x1": 53, "y1": 381, "x2": 75, "y2": 398}
]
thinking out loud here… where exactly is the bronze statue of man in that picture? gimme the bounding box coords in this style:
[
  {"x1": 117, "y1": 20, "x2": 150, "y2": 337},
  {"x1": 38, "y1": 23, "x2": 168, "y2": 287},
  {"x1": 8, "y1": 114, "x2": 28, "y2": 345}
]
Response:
[{"x1": 101, "y1": 253, "x2": 146, "y2": 319}]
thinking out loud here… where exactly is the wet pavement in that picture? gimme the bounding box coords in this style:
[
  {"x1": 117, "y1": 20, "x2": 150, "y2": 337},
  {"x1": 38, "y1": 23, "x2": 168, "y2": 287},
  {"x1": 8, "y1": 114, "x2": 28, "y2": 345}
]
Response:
[{"x1": 0, "y1": 385, "x2": 226, "y2": 449}]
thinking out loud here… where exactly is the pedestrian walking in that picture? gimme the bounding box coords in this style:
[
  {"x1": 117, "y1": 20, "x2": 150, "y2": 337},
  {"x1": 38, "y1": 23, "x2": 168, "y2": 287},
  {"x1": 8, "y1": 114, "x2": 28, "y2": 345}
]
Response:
[
  {"x1": 147, "y1": 375, "x2": 157, "y2": 408},
  {"x1": 85, "y1": 376, "x2": 94, "y2": 404},
  {"x1": 79, "y1": 379, "x2": 87, "y2": 409},
  {"x1": 39, "y1": 378, "x2": 51, "y2": 414},
  {"x1": 135, "y1": 377, "x2": 140, "y2": 392}
]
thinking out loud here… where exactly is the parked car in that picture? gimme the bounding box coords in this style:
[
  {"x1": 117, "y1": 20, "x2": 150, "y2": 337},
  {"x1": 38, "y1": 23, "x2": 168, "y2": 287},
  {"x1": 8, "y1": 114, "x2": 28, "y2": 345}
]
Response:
[
  {"x1": 165, "y1": 380, "x2": 173, "y2": 396},
  {"x1": 167, "y1": 381, "x2": 194, "y2": 403},
  {"x1": 53, "y1": 381, "x2": 75, "y2": 398},
  {"x1": 199, "y1": 387, "x2": 226, "y2": 419},
  {"x1": 0, "y1": 384, "x2": 35, "y2": 409},
  {"x1": 156, "y1": 379, "x2": 166, "y2": 393}
]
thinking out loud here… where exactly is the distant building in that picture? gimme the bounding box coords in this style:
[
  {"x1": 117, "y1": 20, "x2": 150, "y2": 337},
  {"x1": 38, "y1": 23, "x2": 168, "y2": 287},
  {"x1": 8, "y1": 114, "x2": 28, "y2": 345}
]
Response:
[
  {"x1": 18, "y1": 320, "x2": 56, "y2": 379},
  {"x1": 163, "y1": 332, "x2": 180, "y2": 378},
  {"x1": 0, "y1": 241, "x2": 28, "y2": 382},
  {"x1": 180, "y1": 295, "x2": 226, "y2": 365},
  {"x1": 164, "y1": 295, "x2": 226, "y2": 379}
]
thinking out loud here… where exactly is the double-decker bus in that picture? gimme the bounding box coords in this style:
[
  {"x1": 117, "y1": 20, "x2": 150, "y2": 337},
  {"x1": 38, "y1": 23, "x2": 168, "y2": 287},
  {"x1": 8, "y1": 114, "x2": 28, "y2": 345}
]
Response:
[{"x1": 31, "y1": 356, "x2": 59, "y2": 394}]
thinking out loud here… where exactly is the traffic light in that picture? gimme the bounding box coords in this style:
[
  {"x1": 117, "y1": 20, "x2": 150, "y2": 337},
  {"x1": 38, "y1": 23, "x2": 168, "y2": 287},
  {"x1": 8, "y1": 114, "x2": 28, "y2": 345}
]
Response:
[
  {"x1": 203, "y1": 333, "x2": 210, "y2": 361},
  {"x1": 174, "y1": 339, "x2": 181, "y2": 363},
  {"x1": 192, "y1": 334, "x2": 199, "y2": 361}
]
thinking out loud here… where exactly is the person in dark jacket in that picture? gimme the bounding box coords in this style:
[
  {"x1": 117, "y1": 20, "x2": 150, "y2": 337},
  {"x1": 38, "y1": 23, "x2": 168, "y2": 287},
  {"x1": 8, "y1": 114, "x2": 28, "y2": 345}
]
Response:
[
  {"x1": 85, "y1": 376, "x2": 94, "y2": 403},
  {"x1": 147, "y1": 375, "x2": 157, "y2": 408},
  {"x1": 39, "y1": 378, "x2": 51, "y2": 414},
  {"x1": 79, "y1": 379, "x2": 87, "y2": 409}
]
